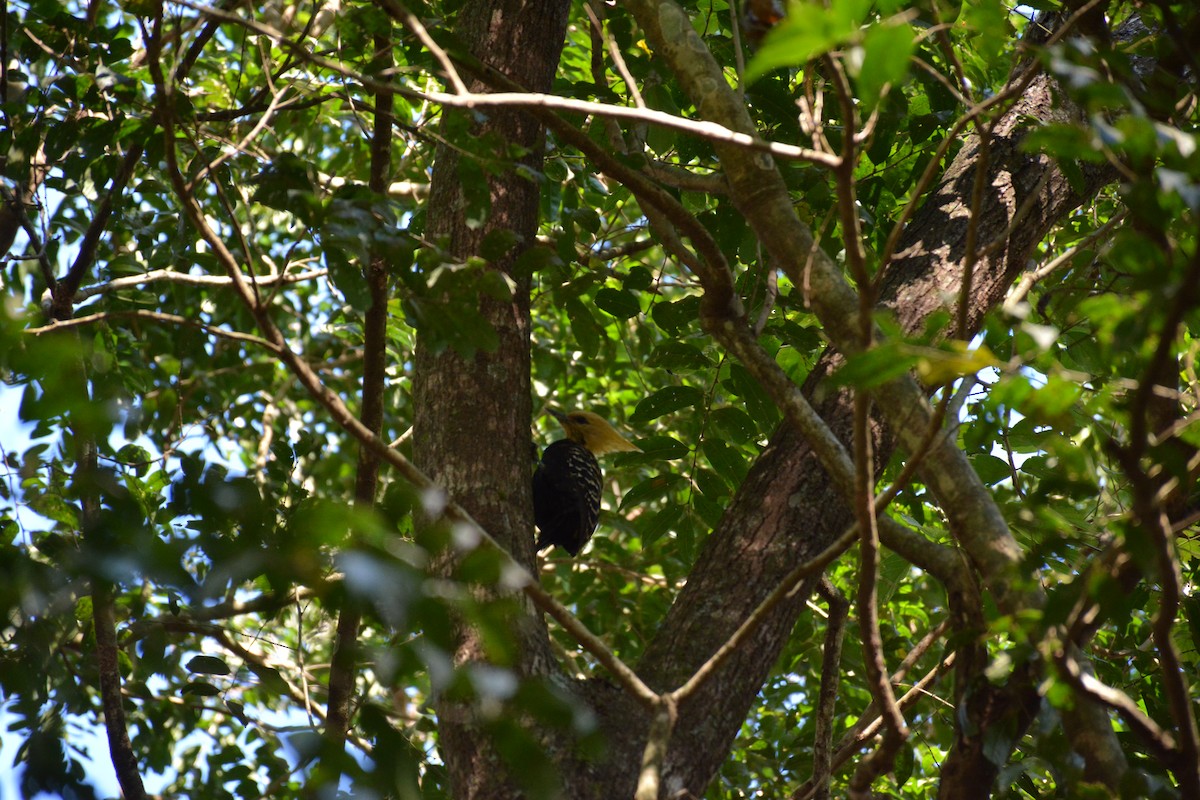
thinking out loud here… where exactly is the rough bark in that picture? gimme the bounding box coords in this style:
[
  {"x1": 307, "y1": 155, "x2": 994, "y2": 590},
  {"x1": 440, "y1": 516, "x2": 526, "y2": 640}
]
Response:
[{"x1": 412, "y1": 2, "x2": 571, "y2": 798}]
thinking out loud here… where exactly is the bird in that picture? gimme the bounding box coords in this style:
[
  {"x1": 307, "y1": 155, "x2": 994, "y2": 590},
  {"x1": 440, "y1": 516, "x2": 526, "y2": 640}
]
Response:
[{"x1": 533, "y1": 409, "x2": 640, "y2": 556}]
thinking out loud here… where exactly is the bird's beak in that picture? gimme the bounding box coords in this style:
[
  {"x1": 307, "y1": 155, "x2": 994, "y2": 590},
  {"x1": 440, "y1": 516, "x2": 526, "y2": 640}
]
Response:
[{"x1": 547, "y1": 408, "x2": 568, "y2": 423}]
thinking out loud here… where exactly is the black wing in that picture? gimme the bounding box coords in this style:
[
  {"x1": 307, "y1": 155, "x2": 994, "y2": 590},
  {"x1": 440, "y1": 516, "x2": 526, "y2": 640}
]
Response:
[{"x1": 532, "y1": 440, "x2": 602, "y2": 555}]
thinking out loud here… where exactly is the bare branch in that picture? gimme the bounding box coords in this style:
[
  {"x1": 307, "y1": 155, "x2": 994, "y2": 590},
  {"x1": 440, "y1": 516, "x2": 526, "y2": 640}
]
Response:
[
  {"x1": 792, "y1": 652, "x2": 956, "y2": 800},
  {"x1": 325, "y1": 20, "x2": 397, "y2": 774},
  {"x1": 57, "y1": 267, "x2": 327, "y2": 306},
  {"x1": 670, "y1": 522, "x2": 859, "y2": 702},
  {"x1": 811, "y1": 579, "x2": 849, "y2": 800},
  {"x1": 26, "y1": 309, "x2": 283, "y2": 351},
  {"x1": 584, "y1": 0, "x2": 645, "y2": 109},
  {"x1": 1057, "y1": 649, "x2": 1179, "y2": 767},
  {"x1": 634, "y1": 698, "x2": 678, "y2": 800},
  {"x1": 1103, "y1": 246, "x2": 1200, "y2": 795},
  {"x1": 57, "y1": 140, "x2": 146, "y2": 315}
]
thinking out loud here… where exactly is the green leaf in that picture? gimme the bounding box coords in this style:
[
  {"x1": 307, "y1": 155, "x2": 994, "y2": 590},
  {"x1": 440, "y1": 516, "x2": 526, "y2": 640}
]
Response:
[
  {"x1": 724, "y1": 363, "x2": 780, "y2": 426},
  {"x1": 647, "y1": 341, "x2": 714, "y2": 372},
  {"x1": 565, "y1": 297, "x2": 602, "y2": 358},
  {"x1": 624, "y1": 266, "x2": 653, "y2": 292},
  {"x1": 628, "y1": 435, "x2": 691, "y2": 461},
  {"x1": 593, "y1": 287, "x2": 641, "y2": 319},
  {"x1": 854, "y1": 23, "x2": 914, "y2": 110},
  {"x1": 652, "y1": 296, "x2": 702, "y2": 335},
  {"x1": 710, "y1": 407, "x2": 759, "y2": 444},
  {"x1": 744, "y1": 0, "x2": 866, "y2": 84},
  {"x1": 894, "y1": 744, "x2": 915, "y2": 788},
  {"x1": 186, "y1": 655, "x2": 232, "y2": 676},
  {"x1": 630, "y1": 386, "x2": 704, "y2": 424},
  {"x1": 181, "y1": 681, "x2": 221, "y2": 697},
  {"x1": 248, "y1": 664, "x2": 290, "y2": 694},
  {"x1": 640, "y1": 504, "x2": 684, "y2": 548},
  {"x1": 830, "y1": 342, "x2": 919, "y2": 388},
  {"x1": 250, "y1": 153, "x2": 321, "y2": 226},
  {"x1": 970, "y1": 453, "x2": 1013, "y2": 485},
  {"x1": 957, "y1": 0, "x2": 1013, "y2": 65},
  {"x1": 619, "y1": 473, "x2": 686, "y2": 510},
  {"x1": 703, "y1": 439, "x2": 748, "y2": 487}
]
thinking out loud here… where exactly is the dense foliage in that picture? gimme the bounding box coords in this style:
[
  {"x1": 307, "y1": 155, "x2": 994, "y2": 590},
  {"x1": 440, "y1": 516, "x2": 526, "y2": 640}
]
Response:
[{"x1": 1, "y1": 0, "x2": 1198, "y2": 798}]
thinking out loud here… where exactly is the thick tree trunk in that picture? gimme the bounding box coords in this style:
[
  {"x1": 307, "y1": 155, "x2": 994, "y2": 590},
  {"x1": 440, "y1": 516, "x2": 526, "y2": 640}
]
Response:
[{"x1": 413, "y1": 2, "x2": 570, "y2": 798}]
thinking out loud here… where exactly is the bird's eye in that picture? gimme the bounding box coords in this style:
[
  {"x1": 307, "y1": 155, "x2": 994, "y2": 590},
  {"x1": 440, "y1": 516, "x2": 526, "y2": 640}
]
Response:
[{"x1": 571, "y1": 415, "x2": 588, "y2": 424}]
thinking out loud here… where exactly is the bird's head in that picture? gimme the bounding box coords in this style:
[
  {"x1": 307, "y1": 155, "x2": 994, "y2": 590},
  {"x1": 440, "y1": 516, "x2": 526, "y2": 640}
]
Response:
[{"x1": 548, "y1": 409, "x2": 641, "y2": 456}]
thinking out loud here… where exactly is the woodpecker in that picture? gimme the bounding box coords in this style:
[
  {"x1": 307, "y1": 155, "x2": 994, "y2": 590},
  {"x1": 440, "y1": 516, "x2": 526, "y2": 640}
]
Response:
[{"x1": 533, "y1": 409, "x2": 639, "y2": 556}]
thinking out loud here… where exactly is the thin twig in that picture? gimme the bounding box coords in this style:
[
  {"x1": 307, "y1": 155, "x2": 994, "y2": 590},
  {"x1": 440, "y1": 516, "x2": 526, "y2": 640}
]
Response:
[
  {"x1": 60, "y1": 267, "x2": 327, "y2": 305},
  {"x1": 824, "y1": 56, "x2": 869, "y2": 292},
  {"x1": 584, "y1": 0, "x2": 645, "y2": 108},
  {"x1": 1056, "y1": 647, "x2": 1179, "y2": 768},
  {"x1": 57, "y1": 140, "x2": 146, "y2": 311},
  {"x1": 375, "y1": 0, "x2": 469, "y2": 95},
  {"x1": 791, "y1": 653, "x2": 956, "y2": 800},
  {"x1": 877, "y1": 0, "x2": 1106, "y2": 276},
  {"x1": 26, "y1": 309, "x2": 283, "y2": 351},
  {"x1": 1106, "y1": 245, "x2": 1200, "y2": 795},
  {"x1": 670, "y1": 522, "x2": 860, "y2": 702},
  {"x1": 185, "y1": 82, "x2": 294, "y2": 192},
  {"x1": 955, "y1": 119, "x2": 993, "y2": 340},
  {"x1": 1003, "y1": 211, "x2": 1126, "y2": 313},
  {"x1": 825, "y1": 52, "x2": 909, "y2": 795},
  {"x1": 325, "y1": 22, "x2": 396, "y2": 774},
  {"x1": 848, "y1": 392, "x2": 908, "y2": 798},
  {"x1": 0, "y1": 182, "x2": 57, "y2": 290}
]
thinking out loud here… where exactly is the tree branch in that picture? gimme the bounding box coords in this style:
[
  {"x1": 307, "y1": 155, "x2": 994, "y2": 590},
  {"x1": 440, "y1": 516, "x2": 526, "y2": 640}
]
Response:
[
  {"x1": 26, "y1": 309, "x2": 283, "y2": 352},
  {"x1": 55, "y1": 139, "x2": 146, "y2": 317},
  {"x1": 792, "y1": 652, "x2": 956, "y2": 800},
  {"x1": 322, "y1": 19, "x2": 397, "y2": 779},
  {"x1": 1056, "y1": 648, "x2": 1179, "y2": 769},
  {"x1": 811, "y1": 578, "x2": 849, "y2": 800},
  {"x1": 634, "y1": 698, "x2": 678, "y2": 800},
  {"x1": 49, "y1": 267, "x2": 327, "y2": 306}
]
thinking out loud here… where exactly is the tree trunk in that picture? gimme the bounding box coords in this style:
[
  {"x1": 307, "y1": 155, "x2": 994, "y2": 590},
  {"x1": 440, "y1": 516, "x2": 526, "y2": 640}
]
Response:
[{"x1": 413, "y1": 2, "x2": 570, "y2": 798}]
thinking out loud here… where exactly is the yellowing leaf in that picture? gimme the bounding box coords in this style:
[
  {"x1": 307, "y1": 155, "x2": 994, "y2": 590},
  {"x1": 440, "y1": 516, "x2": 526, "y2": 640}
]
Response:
[{"x1": 915, "y1": 343, "x2": 1000, "y2": 384}]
